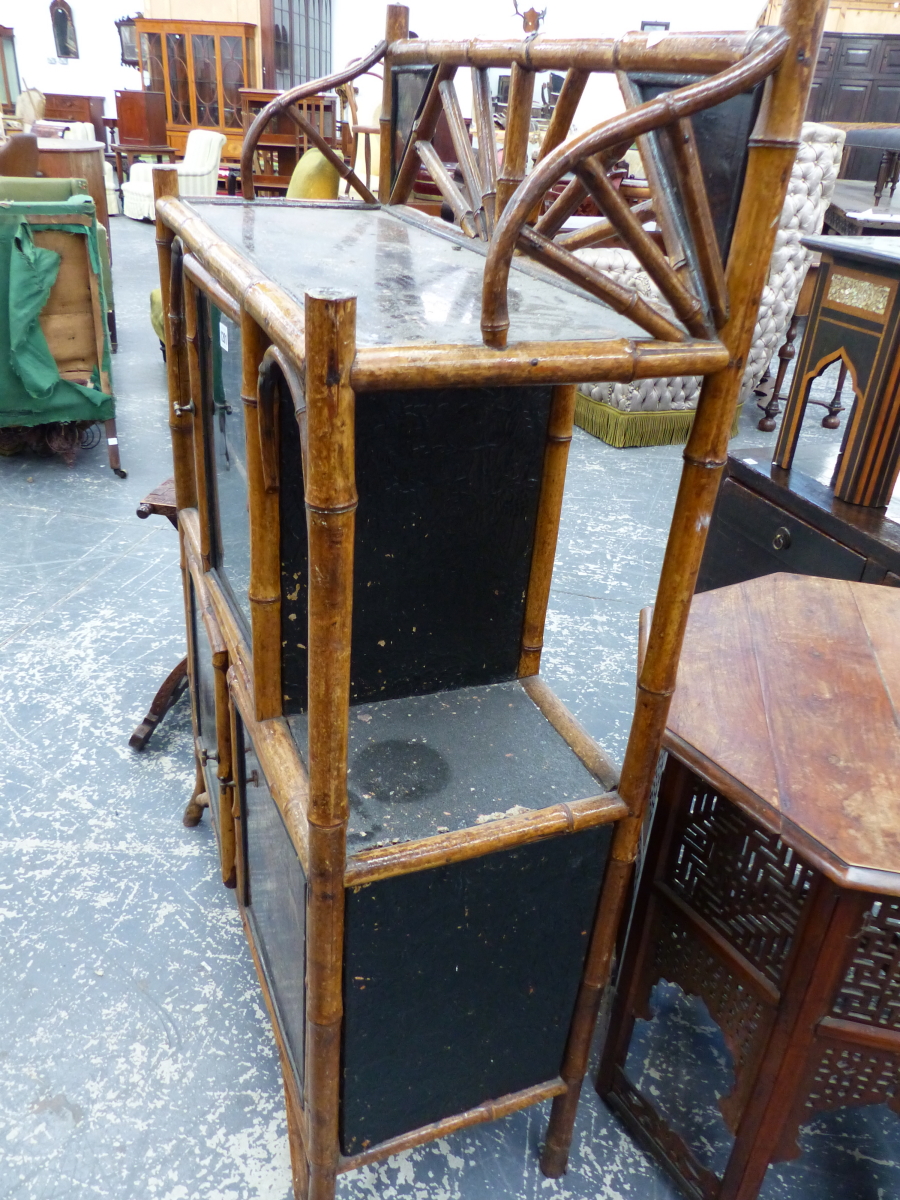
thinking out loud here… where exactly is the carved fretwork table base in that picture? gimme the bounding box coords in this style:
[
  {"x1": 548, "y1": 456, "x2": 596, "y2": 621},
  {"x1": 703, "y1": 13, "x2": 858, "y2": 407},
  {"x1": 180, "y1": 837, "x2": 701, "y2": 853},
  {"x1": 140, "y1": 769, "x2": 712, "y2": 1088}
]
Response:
[{"x1": 598, "y1": 574, "x2": 900, "y2": 1200}]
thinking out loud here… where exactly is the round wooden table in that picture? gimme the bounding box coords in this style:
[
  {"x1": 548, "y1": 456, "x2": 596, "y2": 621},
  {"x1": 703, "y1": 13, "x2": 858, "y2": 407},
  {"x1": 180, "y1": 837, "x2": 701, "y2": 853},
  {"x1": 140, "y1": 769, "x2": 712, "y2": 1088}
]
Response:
[{"x1": 37, "y1": 138, "x2": 109, "y2": 237}]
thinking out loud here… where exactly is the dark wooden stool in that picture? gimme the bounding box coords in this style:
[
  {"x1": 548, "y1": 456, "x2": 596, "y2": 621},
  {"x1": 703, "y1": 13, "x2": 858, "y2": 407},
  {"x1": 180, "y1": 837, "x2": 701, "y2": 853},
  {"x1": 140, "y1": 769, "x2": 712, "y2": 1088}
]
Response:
[
  {"x1": 129, "y1": 477, "x2": 189, "y2": 751},
  {"x1": 599, "y1": 573, "x2": 900, "y2": 1200}
]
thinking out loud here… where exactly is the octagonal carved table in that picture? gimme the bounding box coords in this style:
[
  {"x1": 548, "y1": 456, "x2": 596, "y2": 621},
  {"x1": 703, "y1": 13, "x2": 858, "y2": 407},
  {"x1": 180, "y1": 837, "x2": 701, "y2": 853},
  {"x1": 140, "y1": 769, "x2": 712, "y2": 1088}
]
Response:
[{"x1": 598, "y1": 573, "x2": 900, "y2": 1200}]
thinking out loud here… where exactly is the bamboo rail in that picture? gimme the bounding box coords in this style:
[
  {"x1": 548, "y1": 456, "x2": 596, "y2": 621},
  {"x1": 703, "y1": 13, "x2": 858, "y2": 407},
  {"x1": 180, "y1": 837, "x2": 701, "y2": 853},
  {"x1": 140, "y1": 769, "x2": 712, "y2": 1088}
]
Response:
[
  {"x1": 378, "y1": 5, "x2": 410, "y2": 202},
  {"x1": 481, "y1": 28, "x2": 789, "y2": 347}
]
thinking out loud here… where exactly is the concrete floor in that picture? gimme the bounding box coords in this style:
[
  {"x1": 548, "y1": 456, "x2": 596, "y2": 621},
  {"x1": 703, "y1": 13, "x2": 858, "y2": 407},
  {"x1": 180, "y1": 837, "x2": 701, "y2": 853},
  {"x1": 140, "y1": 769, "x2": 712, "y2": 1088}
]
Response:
[{"x1": 1, "y1": 212, "x2": 896, "y2": 1200}]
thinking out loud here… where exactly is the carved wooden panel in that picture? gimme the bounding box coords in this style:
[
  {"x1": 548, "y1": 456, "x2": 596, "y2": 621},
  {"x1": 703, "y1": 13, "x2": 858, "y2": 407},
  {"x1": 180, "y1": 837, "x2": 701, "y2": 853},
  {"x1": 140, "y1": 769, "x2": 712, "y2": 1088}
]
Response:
[
  {"x1": 833, "y1": 898, "x2": 900, "y2": 1030},
  {"x1": 667, "y1": 780, "x2": 815, "y2": 986}
]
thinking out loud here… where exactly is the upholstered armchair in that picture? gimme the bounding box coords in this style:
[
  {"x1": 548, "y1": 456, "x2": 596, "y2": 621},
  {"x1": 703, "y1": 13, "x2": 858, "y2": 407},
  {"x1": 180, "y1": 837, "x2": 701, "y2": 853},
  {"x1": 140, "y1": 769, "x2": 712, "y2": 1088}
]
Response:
[
  {"x1": 122, "y1": 130, "x2": 226, "y2": 221},
  {"x1": 575, "y1": 122, "x2": 845, "y2": 447}
]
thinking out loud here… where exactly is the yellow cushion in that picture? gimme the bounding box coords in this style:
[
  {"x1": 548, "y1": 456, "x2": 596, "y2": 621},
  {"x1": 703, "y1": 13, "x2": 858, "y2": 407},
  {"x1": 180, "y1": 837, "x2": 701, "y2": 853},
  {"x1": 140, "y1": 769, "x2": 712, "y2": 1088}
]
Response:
[
  {"x1": 286, "y1": 148, "x2": 340, "y2": 200},
  {"x1": 150, "y1": 288, "x2": 164, "y2": 343}
]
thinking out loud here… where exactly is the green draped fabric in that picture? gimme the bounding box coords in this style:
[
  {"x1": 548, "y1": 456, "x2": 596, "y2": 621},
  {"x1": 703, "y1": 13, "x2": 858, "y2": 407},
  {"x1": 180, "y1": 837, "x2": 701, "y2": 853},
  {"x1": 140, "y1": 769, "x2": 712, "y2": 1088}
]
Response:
[{"x1": 0, "y1": 196, "x2": 113, "y2": 428}]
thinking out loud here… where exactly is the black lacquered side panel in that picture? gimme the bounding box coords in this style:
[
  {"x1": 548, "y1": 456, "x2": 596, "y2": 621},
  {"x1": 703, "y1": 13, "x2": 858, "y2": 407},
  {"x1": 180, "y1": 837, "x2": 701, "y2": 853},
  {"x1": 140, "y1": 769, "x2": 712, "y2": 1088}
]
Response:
[
  {"x1": 237, "y1": 713, "x2": 307, "y2": 1085},
  {"x1": 280, "y1": 384, "x2": 552, "y2": 712},
  {"x1": 340, "y1": 825, "x2": 611, "y2": 1153},
  {"x1": 189, "y1": 575, "x2": 220, "y2": 829}
]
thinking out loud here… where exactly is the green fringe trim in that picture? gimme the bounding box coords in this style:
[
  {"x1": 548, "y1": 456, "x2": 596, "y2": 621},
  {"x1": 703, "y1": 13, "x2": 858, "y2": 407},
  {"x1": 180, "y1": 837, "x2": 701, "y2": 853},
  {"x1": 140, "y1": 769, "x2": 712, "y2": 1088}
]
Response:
[{"x1": 574, "y1": 391, "x2": 742, "y2": 448}]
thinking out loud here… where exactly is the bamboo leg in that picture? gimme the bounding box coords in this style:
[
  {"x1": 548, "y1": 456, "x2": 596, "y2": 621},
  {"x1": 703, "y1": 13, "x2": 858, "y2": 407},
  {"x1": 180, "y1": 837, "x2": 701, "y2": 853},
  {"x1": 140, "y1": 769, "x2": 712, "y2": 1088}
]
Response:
[
  {"x1": 304, "y1": 292, "x2": 357, "y2": 1200},
  {"x1": 540, "y1": 0, "x2": 826, "y2": 1175},
  {"x1": 153, "y1": 166, "x2": 197, "y2": 513}
]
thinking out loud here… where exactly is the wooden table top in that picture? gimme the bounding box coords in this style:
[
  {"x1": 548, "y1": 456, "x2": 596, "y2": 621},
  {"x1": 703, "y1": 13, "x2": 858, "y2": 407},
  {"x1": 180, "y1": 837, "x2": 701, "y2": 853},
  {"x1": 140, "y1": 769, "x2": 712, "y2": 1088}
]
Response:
[{"x1": 666, "y1": 573, "x2": 900, "y2": 892}]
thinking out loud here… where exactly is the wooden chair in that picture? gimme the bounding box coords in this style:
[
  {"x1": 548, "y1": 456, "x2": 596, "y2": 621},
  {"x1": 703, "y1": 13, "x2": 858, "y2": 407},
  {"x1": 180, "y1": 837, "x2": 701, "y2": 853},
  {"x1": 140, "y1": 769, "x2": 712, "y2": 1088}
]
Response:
[{"x1": 153, "y1": 1, "x2": 827, "y2": 1195}]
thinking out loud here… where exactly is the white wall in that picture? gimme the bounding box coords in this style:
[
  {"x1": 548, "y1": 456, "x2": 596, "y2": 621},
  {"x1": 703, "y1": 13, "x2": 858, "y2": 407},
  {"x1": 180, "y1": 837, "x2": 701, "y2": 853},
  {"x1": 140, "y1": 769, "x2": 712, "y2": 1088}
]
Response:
[
  {"x1": 0, "y1": 1, "x2": 141, "y2": 123},
  {"x1": 334, "y1": 0, "x2": 769, "y2": 130}
]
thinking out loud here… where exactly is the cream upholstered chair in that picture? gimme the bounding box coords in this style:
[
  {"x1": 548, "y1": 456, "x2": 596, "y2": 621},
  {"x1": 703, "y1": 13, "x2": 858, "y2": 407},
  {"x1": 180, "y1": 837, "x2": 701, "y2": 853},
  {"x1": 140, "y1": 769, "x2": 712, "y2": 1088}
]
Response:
[
  {"x1": 122, "y1": 130, "x2": 226, "y2": 220},
  {"x1": 575, "y1": 122, "x2": 845, "y2": 447}
]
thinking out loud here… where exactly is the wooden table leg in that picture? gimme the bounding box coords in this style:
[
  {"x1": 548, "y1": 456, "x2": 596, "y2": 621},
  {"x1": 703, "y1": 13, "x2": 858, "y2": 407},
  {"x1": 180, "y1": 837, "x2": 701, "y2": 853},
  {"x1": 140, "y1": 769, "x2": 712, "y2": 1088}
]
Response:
[{"x1": 129, "y1": 656, "x2": 189, "y2": 750}]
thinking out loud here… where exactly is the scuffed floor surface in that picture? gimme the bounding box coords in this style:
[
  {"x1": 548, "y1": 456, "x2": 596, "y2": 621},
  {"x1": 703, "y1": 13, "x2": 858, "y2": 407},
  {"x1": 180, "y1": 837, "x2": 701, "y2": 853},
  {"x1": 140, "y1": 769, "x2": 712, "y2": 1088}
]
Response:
[{"x1": 1, "y1": 213, "x2": 898, "y2": 1200}]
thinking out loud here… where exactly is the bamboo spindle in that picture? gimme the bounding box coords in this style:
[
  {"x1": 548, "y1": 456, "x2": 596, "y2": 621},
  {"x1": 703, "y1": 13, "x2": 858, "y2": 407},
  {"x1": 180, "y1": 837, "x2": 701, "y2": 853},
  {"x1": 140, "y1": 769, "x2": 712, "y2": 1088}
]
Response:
[
  {"x1": 304, "y1": 291, "x2": 357, "y2": 1200},
  {"x1": 153, "y1": 167, "x2": 196, "y2": 512},
  {"x1": 516, "y1": 225, "x2": 687, "y2": 344},
  {"x1": 415, "y1": 140, "x2": 481, "y2": 237},
  {"x1": 439, "y1": 79, "x2": 486, "y2": 233},
  {"x1": 283, "y1": 106, "x2": 377, "y2": 204},
  {"x1": 472, "y1": 68, "x2": 499, "y2": 232},
  {"x1": 536, "y1": 68, "x2": 590, "y2": 166},
  {"x1": 664, "y1": 117, "x2": 729, "y2": 328},
  {"x1": 575, "y1": 156, "x2": 709, "y2": 338},
  {"x1": 539, "y1": 0, "x2": 827, "y2": 1177},
  {"x1": 379, "y1": 5, "x2": 411, "y2": 202},
  {"x1": 496, "y1": 64, "x2": 536, "y2": 218},
  {"x1": 242, "y1": 310, "x2": 279, "y2": 723},
  {"x1": 556, "y1": 200, "x2": 655, "y2": 252},
  {"x1": 388, "y1": 63, "x2": 457, "y2": 206},
  {"x1": 519, "y1": 384, "x2": 577, "y2": 678}
]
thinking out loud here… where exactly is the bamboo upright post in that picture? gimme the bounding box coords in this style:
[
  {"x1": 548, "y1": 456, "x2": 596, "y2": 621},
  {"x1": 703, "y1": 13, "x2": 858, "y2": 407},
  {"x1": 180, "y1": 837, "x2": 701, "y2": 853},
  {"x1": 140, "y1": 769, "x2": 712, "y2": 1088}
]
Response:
[
  {"x1": 153, "y1": 166, "x2": 196, "y2": 513},
  {"x1": 303, "y1": 291, "x2": 358, "y2": 1200},
  {"x1": 519, "y1": 384, "x2": 577, "y2": 679},
  {"x1": 539, "y1": 0, "x2": 827, "y2": 1176},
  {"x1": 378, "y1": 5, "x2": 410, "y2": 203},
  {"x1": 241, "y1": 310, "x2": 279, "y2": 723},
  {"x1": 496, "y1": 64, "x2": 536, "y2": 218}
]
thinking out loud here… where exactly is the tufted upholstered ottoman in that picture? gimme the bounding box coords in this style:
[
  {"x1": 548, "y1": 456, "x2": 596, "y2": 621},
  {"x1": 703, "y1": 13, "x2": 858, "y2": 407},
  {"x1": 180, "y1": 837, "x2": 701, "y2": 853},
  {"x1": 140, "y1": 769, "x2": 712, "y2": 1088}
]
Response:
[{"x1": 576, "y1": 123, "x2": 846, "y2": 447}]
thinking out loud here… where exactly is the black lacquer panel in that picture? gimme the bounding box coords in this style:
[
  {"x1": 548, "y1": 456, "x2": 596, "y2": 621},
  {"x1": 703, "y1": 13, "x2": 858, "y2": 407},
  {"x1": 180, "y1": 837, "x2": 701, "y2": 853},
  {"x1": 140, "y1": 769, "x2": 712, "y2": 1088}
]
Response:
[
  {"x1": 280, "y1": 384, "x2": 552, "y2": 713},
  {"x1": 390, "y1": 64, "x2": 436, "y2": 186},
  {"x1": 238, "y1": 714, "x2": 307, "y2": 1086},
  {"x1": 340, "y1": 825, "x2": 611, "y2": 1153},
  {"x1": 629, "y1": 74, "x2": 764, "y2": 265}
]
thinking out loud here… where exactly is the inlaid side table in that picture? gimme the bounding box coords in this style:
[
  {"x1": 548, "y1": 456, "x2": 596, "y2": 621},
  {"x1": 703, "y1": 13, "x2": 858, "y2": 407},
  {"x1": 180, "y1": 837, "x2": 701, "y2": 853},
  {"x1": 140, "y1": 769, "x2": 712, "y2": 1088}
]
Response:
[
  {"x1": 774, "y1": 235, "x2": 900, "y2": 508},
  {"x1": 598, "y1": 573, "x2": 900, "y2": 1200}
]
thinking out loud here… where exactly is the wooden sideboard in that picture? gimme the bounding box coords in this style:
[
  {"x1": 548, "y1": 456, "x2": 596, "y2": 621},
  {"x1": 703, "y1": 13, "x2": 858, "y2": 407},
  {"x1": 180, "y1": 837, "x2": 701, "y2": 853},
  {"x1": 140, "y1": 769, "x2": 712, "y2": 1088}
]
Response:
[
  {"x1": 696, "y1": 448, "x2": 900, "y2": 593},
  {"x1": 43, "y1": 93, "x2": 105, "y2": 143}
]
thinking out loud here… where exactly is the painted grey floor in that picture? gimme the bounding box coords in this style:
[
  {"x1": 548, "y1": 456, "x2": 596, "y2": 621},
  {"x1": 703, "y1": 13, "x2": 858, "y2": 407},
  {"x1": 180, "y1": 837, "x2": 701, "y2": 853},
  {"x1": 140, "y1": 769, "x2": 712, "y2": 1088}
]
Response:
[{"x1": 0, "y1": 213, "x2": 896, "y2": 1200}]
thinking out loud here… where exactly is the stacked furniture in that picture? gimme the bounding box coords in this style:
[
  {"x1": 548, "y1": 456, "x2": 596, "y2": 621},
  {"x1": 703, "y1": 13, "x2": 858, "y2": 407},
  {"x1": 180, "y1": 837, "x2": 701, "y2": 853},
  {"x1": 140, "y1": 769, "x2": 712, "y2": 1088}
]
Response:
[
  {"x1": 151, "y1": 0, "x2": 826, "y2": 1195},
  {"x1": 0, "y1": 181, "x2": 123, "y2": 473}
]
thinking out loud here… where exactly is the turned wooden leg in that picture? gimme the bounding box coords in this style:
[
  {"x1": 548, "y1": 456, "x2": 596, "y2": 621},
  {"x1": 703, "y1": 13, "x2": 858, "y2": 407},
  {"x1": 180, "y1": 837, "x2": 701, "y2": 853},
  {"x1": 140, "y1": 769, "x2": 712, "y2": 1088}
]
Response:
[
  {"x1": 129, "y1": 657, "x2": 189, "y2": 750},
  {"x1": 823, "y1": 359, "x2": 847, "y2": 428},
  {"x1": 104, "y1": 417, "x2": 127, "y2": 478},
  {"x1": 183, "y1": 758, "x2": 209, "y2": 827},
  {"x1": 757, "y1": 314, "x2": 800, "y2": 431}
]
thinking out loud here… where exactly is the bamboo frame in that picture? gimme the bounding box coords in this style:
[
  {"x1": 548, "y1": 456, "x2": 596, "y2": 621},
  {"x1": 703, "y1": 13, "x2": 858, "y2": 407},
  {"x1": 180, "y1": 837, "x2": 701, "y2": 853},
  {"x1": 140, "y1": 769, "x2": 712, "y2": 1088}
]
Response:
[{"x1": 151, "y1": 0, "x2": 827, "y2": 1192}]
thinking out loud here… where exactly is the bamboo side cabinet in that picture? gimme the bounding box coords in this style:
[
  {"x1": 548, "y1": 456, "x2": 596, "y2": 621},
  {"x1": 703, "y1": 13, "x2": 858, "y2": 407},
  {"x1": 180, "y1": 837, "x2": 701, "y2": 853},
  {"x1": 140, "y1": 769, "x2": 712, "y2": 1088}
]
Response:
[
  {"x1": 599, "y1": 573, "x2": 900, "y2": 1200},
  {"x1": 159, "y1": 195, "x2": 644, "y2": 1187}
]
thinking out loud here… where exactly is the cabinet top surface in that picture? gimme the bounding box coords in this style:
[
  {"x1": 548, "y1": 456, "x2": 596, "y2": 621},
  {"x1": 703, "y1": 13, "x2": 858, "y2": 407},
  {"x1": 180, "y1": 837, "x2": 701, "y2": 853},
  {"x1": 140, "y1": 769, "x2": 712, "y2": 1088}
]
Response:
[
  {"x1": 188, "y1": 199, "x2": 646, "y2": 348},
  {"x1": 667, "y1": 573, "x2": 900, "y2": 883},
  {"x1": 804, "y1": 232, "x2": 900, "y2": 270}
]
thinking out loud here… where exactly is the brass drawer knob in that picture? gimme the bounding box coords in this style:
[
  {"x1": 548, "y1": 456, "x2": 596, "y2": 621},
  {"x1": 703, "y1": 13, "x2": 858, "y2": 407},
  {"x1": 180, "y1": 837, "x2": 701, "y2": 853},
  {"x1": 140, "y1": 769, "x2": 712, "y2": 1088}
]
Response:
[{"x1": 772, "y1": 526, "x2": 792, "y2": 551}]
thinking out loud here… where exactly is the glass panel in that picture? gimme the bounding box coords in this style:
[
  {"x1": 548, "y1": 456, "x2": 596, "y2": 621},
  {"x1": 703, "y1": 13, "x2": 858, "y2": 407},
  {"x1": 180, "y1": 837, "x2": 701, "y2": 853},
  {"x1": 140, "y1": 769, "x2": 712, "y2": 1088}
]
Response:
[
  {"x1": 192, "y1": 33, "x2": 220, "y2": 127},
  {"x1": 239, "y1": 715, "x2": 307, "y2": 1084},
  {"x1": 292, "y1": 0, "x2": 304, "y2": 87},
  {"x1": 205, "y1": 304, "x2": 251, "y2": 629},
  {"x1": 274, "y1": 0, "x2": 291, "y2": 90},
  {"x1": 141, "y1": 32, "x2": 165, "y2": 94},
  {"x1": 1, "y1": 35, "x2": 20, "y2": 108},
  {"x1": 166, "y1": 33, "x2": 191, "y2": 125},
  {"x1": 220, "y1": 36, "x2": 244, "y2": 130}
]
